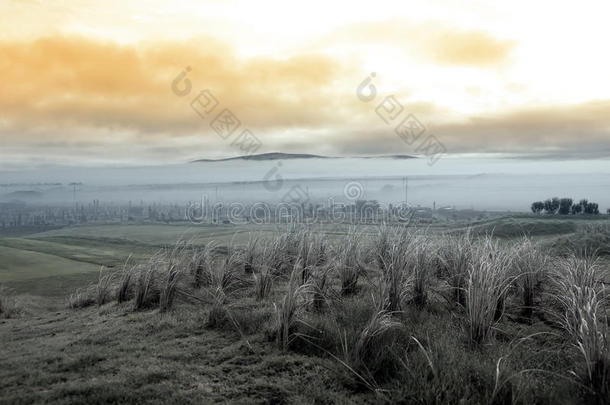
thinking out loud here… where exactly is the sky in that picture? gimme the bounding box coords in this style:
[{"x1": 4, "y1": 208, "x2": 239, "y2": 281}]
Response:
[{"x1": 1, "y1": 0, "x2": 610, "y2": 168}]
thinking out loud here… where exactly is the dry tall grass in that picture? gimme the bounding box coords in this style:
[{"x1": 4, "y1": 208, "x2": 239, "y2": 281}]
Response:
[
  {"x1": 264, "y1": 232, "x2": 293, "y2": 275},
  {"x1": 68, "y1": 286, "x2": 96, "y2": 309},
  {"x1": 437, "y1": 231, "x2": 474, "y2": 306},
  {"x1": 57, "y1": 223, "x2": 610, "y2": 402},
  {"x1": 552, "y1": 253, "x2": 609, "y2": 400},
  {"x1": 406, "y1": 235, "x2": 436, "y2": 308},
  {"x1": 512, "y1": 238, "x2": 548, "y2": 319},
  {"x1": 275, "y1": 267, "x2": 312, "y2": 350},
  {"x1": 295, "y1": 230, "x2": 327, "y2": 283},
  {"x1": 374, "y1": 224, "x2": 394, "y2": 273},
  {"x1": 311, "y1": 265, "x2": 331, "y2": 312},
  {"x1": 339, "y1": 309, "x2": 402, "y2": 389},
  {"x1": 253, "y1": 266, "x2": 274, "y2": 300},
  {"x1": 134, "y1": 258, "x2": 161, "y2": 310},
  {"x1": 206, "y1": 251, "x2": 249, "y2": 326},
  {"x1": 465, "y1": 236, "x2": 515, "y2": 345},
  {"x1": 375, "y1": 228, "x2": 434, "y2": 311},
  {"x1": 96, "y1": 267, "x2": 115, "y2": 307},
  {"x1": 334, "y1": 229, "x2": 364, "y2": 296},
  {"x1": 378, "y1": 243, "x2": 410, "y2": 312},
  {"x1": 192, "y1": 242, "x2": 217, "y2": 288},
  {"x1": 159, "y1": 262, "x2": 181, "y2": 312},
  {"x1": 243, "y1": 234, "x2": 261, "y2": 274},
  {"x1": 0, "y1": 286, "x2": 19, "y2": 318},
  {"x1": 117, "y1": 257, "x2": 137, "y2": 304}
]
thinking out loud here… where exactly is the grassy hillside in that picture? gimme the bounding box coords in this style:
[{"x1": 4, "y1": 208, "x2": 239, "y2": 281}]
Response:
[
  {"x1": 1, "y1": 304, "x2": 356, "y2": 405},
  {"x1": 2, "y1": 220, "x2": 609, "y2": 404},
  {"x1": 0, "y1": 246, "x2": 100, "y2": 283}
]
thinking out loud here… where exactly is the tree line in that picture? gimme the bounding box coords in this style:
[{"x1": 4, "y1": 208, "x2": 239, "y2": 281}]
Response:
[{"x1": 530, "y1": 197, "x2": 604, "y2": 215}]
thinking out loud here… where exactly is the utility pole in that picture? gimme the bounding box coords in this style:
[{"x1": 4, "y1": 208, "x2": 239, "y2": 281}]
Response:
[{"x1": 69, "y1": 182, "x2": 82, "y2": 204}]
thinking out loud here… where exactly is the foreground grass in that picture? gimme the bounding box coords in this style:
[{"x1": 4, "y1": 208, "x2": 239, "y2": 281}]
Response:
[
  {"x1": 0, "y1": 302, "x2": 358, "y2": 405},
  {"x1": 1, "y1": 292, "x2": 583, "y2": 405},
  {"x1": 2, "y1": 220, "x2": 610, "y2": 404}
]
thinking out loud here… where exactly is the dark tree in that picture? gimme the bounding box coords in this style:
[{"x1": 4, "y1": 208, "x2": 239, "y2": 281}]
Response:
[
  {"x1": 531, "y1": 201, "x2": 544, "y2": 214},
  {"x1": 558, "y1": 198, "x2": 573, "y2": 215},
  {"x1": 544, "y1": 198, "x2": 560, "y2": 214},
  {"x1": 551, "y1": 197, "x2": 560, "y2": 213},
  {"x1": 579, "y1": 199, "x2": 589, "y2": 214},
  {"x1": 585, "y1": 202, "x2": 599, "y2": 215},
  {"x1": 543, "y1": 199, "x2": 552, "y2": 214},
  {"x1": 572, "y1": 204, "x2": 582, "y2": 215}
]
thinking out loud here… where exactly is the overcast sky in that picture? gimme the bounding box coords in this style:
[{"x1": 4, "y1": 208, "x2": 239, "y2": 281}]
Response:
[{"x1": 1, "y1": 0, "x2": 610, "y2": 168}]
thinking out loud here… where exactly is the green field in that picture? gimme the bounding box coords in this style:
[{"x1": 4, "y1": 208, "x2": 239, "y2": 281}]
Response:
[
  {"x1": 0, "y1": 222, "x2": 351, "y2": 297},
  {"x1": 1, "y1": 216, "x2": 608, "y2": 299},
  {"x1": 0, "y1": 246, "x2": 101, "y2": 282}
]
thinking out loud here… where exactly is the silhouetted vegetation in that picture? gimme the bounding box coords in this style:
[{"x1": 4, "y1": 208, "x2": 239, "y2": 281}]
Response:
[{"x1": 531, "y1": 197, "x2": 601, "y2": 215}]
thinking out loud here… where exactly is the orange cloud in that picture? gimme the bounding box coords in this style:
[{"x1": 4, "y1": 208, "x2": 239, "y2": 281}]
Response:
[
  {"x1": 0, "y1": 34, "x2": 608, "y2": 165},
  {"x1": 0, "y1": 35, "x2": 354, "y2": 140}
]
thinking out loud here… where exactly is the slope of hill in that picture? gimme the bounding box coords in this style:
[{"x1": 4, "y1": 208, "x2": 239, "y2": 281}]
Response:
[{"x1": 191, "y1": 152, "x2": 416, "y2": 162}]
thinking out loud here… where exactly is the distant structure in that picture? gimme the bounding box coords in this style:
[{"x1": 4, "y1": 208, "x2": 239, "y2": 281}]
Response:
[{"x1": 68, "y1": 182, "x2": 82, "y2": 203}]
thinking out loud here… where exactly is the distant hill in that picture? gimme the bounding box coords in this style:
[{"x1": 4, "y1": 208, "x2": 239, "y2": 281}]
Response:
[
  {"x1": 191, "y1": 152, "x2": 416, "y2": 162},
  {"x1": 192, "y1": 152, "x2": 327, "y2": 162},
  {"x1": 361, "y1": 154, "x2": 416, "y2": 160}
]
